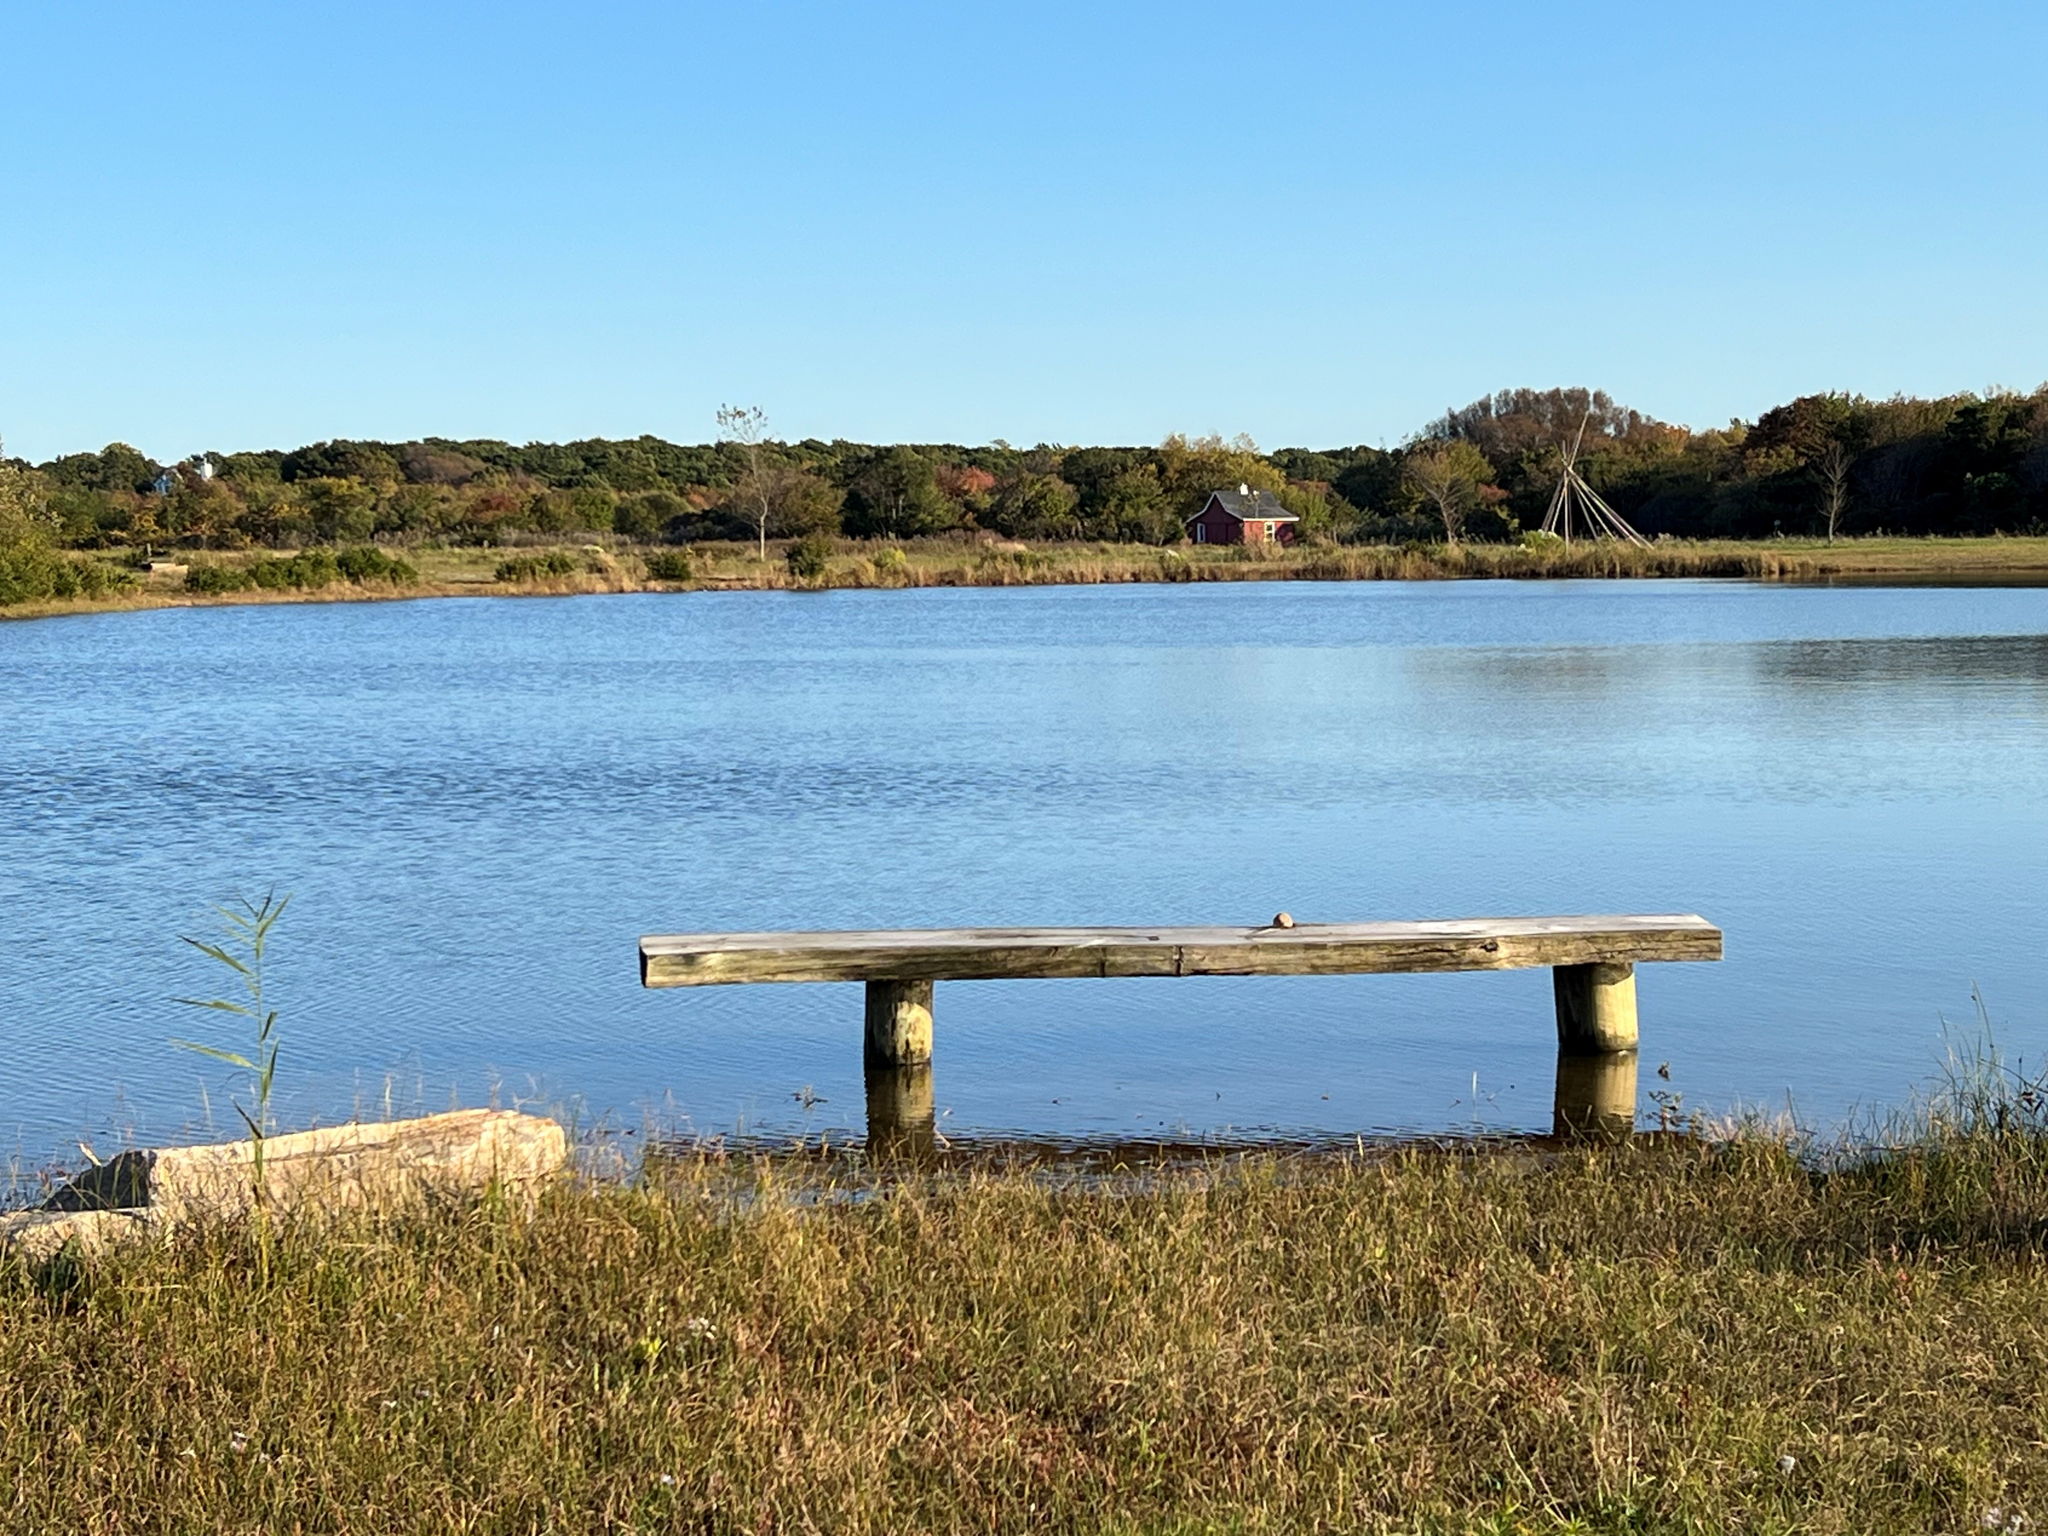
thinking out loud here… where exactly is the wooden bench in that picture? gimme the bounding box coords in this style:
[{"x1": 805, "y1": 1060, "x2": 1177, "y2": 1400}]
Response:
[{"x1": 639, "y1": 915, "x2": 1723, "y2": 1077}]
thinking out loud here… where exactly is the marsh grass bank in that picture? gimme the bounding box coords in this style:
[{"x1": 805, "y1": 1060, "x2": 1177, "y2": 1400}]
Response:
[
  {"x1": 7, "y1": 534, "x2": 2048, "y2": 622},
  {"x1": 9, "y1": 1112, "x2": 2048, "y2": 1534}
]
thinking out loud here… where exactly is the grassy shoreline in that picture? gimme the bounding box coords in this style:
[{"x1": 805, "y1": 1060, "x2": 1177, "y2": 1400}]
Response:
[
  {"x1": 8, "y1": 1112, "x2": 2048, "y2": 1533},
  {"x1": 7, "y1": 534, "x2": 2048, "y2": 623}
]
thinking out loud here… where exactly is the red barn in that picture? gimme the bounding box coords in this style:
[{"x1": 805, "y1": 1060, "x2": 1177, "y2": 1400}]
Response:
[{"x1": 1186, "y1": 485, "x2": 1300, "y2": 546}]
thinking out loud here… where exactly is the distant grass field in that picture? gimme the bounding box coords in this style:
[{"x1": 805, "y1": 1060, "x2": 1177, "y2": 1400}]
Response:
[
  {"x1": 8, "y1": 1090, "x2": 2048, "y2": 1534},
  {"x1": 223, "y1": 532, "x2": 2048, "y2": 591},
  {"x1": 7, "y1": 533, "x2": 2048, "y2": 622}
]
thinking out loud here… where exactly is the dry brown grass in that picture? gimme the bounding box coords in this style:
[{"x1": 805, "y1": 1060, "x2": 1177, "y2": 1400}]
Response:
[
  {"x1": 8, "y1": 1117, "x2": 2048, "y2": 1534},
  {"x1": 8, "y1": 534, "x2": 2048, "y2": 623}
]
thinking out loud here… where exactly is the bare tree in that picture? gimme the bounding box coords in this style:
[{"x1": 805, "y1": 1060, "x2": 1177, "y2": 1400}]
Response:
[
  {"x1": 716, "y1": 404, "x2": 775, "y2": 561},
  {"x1": 1815, "y1": 439, "x2": 1852, "y2": 544}
]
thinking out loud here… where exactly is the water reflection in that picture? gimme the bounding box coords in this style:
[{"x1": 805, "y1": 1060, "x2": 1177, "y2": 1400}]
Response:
[
  {"x1": 1750, "y1": 634, "x2": 2048, "y2": 687},
  {"x1": 1552, "y1": 1052, "x2": 1638, "y2": 1140},
  {"x1": 863, "y1": 1063, "x2": 937, "y2": 1156}
]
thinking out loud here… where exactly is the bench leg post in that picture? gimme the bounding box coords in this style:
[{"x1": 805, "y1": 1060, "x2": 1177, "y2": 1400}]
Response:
[
  {"x1": 864, "y1": 979, "x2": 934, "y2": 1069},
  {"x1": 1552, "y1": 962, "x2": 1638, "y2": 1054}
]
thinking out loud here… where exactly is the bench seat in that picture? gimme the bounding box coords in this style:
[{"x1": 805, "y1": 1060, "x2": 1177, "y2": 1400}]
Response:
[{"x1": 639, "y1": 914, "x2": 1722, "y2": 988}]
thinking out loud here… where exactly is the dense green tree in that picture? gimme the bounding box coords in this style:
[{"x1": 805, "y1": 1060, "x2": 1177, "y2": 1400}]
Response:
[
  {"x1": 615, "y1": 490, "x2": 687, "y2": 543},
  {"x1": 378, "y1": 483, "x2": 454, "y2": 538},
  {"x1": 230, "y1": 480, "x2": 310, "y2": 546},
  {"x1": 1329, "y1": 450, "x2": 1401, "y2": 523},
  {"x1": 42, "y1": 442, "x2": 159, "y2": 494},
  {"x1": 1058, "y1": 447, "x2": 1144, "y2": 506},
  {"x1": 986, "y1": 472, "x2": 1081, "y2": 540},
  {"x1": 1273, "y1": 482, "x2": 1353, "y2": 543},
  {"x1": 213, "y1": 449, "x2": 285, "y2": 484},
  {"x1": 1935, "y1": 393, "x2": 2044, "y2": 532},
  {"x1": 1096, "y1": 465, "x2": 1176, "y2": 543},
  {"x1": 1155, "y1": 433, "x2": 1286, "y2": 515},
  {"x1": 397, "y1": 443, "x2": 489, "y2": 487},
  {"x1": 280, "y1": 440, "x2": 401, "y2": 485},
  {"x1": 1430, "y1": 388, "x2": 1674, "y2": 461},
  {"x1": 1269, "y1": 448, "x2": 1343, "y2": 483},
  {"x1": 767, "y1": 470, "x2": 845, "y2": 538},
  {"x1": 45, "y1": 486, "x2": 121, "y2": 546},
  {"x1": 163, "y1": 474, "x2": 242, "y2": 548},
  {"x1": 0, "y1": 461, "x2": 78, "y2": 603},
  {"x1": 0, "y1": 457, "x2": 51, "y2": 531},
  {"x1": 297, "y1": 477, "x2": 379, "y2": 542},
  {"x1": 530, "y1": 486, "x2": 619, "y2": 535},
  {"x1": 841, "y1": 446, "x2": 951, "y2": 538}
]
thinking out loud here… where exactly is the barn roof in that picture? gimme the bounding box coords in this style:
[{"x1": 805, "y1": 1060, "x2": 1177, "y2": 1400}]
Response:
[{"x1": 1188, "y1": 487, "x2": 1298, "y2": 523}]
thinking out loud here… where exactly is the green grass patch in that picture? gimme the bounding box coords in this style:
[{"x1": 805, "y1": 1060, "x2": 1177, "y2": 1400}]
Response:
[
  {"x1": 185, "y1": 547, "x2": 417, "y2": 596},
  {"x1": 642, "y1": 548, "x2": 695, "y2": 582},
  {"x1": 0, "y1": 543, "x2": 133, "y2": 604},
  {"x1": 493, "y1": 549, "x2": 581, "y2": 583}
]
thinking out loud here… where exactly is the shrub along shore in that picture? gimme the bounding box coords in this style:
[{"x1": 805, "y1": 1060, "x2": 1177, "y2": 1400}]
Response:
[
  {"x1": 7, "y1": 1098, "x2": 2048, "y2": 1533},
  {"x1": 4, "y1": 532, "x2": 2048, "y2": 623}
]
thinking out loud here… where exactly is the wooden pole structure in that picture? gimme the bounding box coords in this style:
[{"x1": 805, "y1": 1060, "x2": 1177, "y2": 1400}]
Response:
[
  {"x1": 1552, "y1": 960, "x2": 1639, "y2": 1137},
  {"x1": 1536, "y1": 410, "x2": 1650, "y2": 548},
  {"x1": 1552, "y1": 961, "x2": 1639, "y2": 1054},
  {"x1": 864, "y1": 979, "x2": 934, "y2": 1069}
]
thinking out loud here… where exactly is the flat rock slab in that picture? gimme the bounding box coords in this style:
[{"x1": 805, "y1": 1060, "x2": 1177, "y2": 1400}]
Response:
[
  {"x1": 0, "y1": 1208, "x2": 160, "y2": 1262},
  {"x1": 642, "y1": 915, "x2": 1724, "y2": 987},
  {"x1": 17, "y1": 1109, "x2": 566, "y2": 1237}
]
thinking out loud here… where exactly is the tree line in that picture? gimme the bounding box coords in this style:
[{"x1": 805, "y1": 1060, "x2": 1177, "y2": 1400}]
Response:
[{"x1": 5, "y1": 386, "x2": 2047, "y2": 586}]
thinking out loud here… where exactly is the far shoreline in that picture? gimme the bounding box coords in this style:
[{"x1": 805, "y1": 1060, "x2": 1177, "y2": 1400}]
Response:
[{"x1": 6, "y1": 533, "x2": 2048, "y2": 625}]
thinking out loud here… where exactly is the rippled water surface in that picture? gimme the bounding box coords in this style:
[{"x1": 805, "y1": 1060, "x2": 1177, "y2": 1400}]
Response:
[{"x1": 3, "y1": 580, "x2": 2044, "y2": 1159}]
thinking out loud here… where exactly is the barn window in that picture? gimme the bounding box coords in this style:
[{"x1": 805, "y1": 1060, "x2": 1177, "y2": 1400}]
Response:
[
  {"x1": 1263, "y1": 522, "x2": 1275, "y2": 537},
  {"x1": 1194, "y1": 524, "x2": 1206, "y2": 543}
]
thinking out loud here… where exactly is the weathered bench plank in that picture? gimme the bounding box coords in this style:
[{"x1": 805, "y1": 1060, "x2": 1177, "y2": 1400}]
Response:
[{"x1": 640, "y1": 915, "x2": 1721, "y2": 988}]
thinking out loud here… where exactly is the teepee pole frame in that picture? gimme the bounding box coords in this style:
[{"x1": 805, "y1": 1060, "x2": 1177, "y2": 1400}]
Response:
[{"x1": 1537, "y1": 410, "x2": 1650, "y2": 548}]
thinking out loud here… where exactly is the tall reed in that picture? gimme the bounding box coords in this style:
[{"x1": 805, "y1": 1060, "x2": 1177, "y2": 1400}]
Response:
[{"x1": 170, "y1": 891, "x2": 291, "y2": 1194}]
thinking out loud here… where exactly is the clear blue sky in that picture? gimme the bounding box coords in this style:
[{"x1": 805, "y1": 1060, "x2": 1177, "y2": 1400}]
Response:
[{"x1": 5, "y1": 0, "x2": 2045, "y2": 463}]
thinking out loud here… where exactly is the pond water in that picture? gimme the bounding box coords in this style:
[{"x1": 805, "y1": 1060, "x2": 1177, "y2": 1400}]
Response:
[{"x1": 2, "y1": 580, "x2": 2045, "y2": 1161}]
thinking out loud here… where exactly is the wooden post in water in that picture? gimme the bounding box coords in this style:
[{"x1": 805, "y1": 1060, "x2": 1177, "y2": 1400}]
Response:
[
  {"x1": 1552, "y1": 961, "x2": 1638, "y2": 1138},
  {"x1": 1552, "y1": 961, "x2": 1639, "y2": 1054},
  {"x1": 864, "y1": 979, "x2": 934, "y2": 1069}
]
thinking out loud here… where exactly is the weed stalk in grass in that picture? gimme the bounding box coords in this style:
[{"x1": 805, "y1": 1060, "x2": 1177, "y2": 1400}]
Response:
[{"x1": 169, "y1": 890, "x2": 291, "y2": 1198}]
